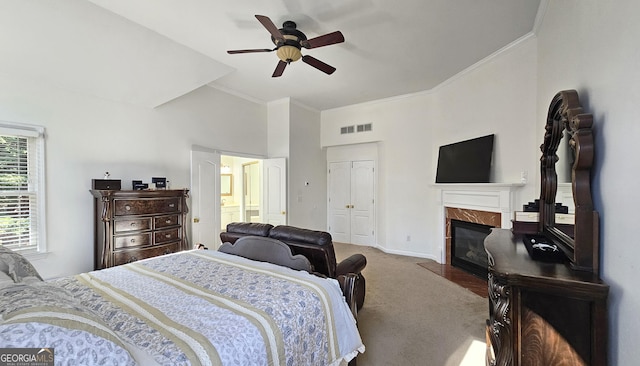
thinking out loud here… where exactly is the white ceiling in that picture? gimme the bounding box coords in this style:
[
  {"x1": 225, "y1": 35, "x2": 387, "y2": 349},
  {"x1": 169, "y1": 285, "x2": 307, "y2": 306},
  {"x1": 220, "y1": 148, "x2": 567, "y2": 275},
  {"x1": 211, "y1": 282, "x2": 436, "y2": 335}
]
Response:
[{"x1": 2, "y1": 0, "x2": 542, "y2": 111}]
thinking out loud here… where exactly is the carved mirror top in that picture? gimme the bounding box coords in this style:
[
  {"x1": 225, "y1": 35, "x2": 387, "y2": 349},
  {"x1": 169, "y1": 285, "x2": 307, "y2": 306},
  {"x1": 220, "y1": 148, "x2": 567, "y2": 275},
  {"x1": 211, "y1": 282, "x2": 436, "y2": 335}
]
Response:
[{"x1": 539, "y1": 90, "x2": 599, "y2": 274}]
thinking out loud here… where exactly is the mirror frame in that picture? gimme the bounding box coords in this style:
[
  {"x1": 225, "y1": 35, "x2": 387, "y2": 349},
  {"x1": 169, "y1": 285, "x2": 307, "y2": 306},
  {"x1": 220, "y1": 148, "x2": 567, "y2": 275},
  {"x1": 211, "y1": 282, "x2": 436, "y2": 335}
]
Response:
[
  {"x1": 539, "y1": 90, "x2": 599, "y2": 274},
  {"x1": 221, "y1": 174, "x2": 233, "y2": 197}
]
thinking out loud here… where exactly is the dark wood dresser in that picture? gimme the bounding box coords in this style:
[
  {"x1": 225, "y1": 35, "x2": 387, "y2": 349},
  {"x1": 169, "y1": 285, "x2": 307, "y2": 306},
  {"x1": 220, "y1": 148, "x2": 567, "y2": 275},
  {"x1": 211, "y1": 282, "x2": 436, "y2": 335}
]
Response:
[
  {"x1": 484, "y1": 229, "x2": 608, "y2": 365},
  {"x1": 91, "y1": 189, "x2": 189, "y2": 270}
]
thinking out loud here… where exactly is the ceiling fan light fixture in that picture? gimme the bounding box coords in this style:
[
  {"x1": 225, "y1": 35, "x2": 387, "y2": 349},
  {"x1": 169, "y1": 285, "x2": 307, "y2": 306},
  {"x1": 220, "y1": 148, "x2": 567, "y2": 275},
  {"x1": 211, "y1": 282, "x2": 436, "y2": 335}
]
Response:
[{"x1": 277, "y1": 45, "x2": 302, "y2": 63}]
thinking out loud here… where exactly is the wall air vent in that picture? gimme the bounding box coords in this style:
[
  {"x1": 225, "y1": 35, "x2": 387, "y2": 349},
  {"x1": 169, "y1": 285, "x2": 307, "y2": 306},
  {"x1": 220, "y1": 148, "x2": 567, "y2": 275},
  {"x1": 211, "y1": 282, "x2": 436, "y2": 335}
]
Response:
[
  {"x1": 357, "y1": 123, "x2": 372, "y2": 132},
  {"x1": 340, "y1": 125, "x2": 355, "y2": 134}
]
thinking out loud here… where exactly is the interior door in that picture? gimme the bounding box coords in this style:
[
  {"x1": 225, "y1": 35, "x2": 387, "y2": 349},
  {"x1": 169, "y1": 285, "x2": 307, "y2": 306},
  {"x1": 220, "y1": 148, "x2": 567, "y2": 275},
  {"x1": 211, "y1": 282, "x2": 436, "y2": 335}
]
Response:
[
  {"x1": 328, "y1": 160, "x2": 375, "y2": 245},
  {"x1": 350, "y1": 160, "x2": 375, "y2": 245},
  {"x1": 263, "y1": 157, "x2": 287, "y2": 225},
  {"x1": 190, "y1": 149, "x2": 220, "y2": 249},
  {"x1": 328, "y1": 162, "x2": 351, "y2": 242}
]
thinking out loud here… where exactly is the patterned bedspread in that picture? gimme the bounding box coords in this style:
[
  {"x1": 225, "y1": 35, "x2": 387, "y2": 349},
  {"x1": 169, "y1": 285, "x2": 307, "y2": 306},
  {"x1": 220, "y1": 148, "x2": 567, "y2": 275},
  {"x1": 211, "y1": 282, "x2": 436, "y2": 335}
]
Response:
[{"x1": 1, "y1": 250, "x2": 364, "y2": 366}]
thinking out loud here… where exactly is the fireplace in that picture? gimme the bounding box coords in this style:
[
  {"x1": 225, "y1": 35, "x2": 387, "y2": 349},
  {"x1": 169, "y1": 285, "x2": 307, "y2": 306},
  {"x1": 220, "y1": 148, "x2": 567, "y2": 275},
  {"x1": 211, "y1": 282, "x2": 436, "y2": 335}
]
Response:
[
  {"x1": 434, "y1": 183, "x2": 523, "y2": 269},
  {"x1": 451, "y1": 219, "x2": 493, "y2": 279}
]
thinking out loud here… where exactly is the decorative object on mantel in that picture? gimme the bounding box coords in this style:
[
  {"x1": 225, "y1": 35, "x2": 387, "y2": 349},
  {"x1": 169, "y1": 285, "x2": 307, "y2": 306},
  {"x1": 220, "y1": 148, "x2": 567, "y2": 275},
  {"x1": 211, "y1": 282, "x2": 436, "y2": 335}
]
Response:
[
  {"x1": 522, "y1": 198, "x2": 568, "y2": 213},
  {"x1": 484, "y1": 90, "x2": 608, "y2": 366}
]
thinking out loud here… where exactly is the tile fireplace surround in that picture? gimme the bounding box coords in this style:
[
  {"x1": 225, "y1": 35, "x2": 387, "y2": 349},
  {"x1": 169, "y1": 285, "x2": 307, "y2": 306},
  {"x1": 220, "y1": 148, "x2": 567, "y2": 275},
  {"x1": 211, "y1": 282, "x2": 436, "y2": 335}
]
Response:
[{"x1": 433, "y1": 183, "x2": 524, "y2": 264}]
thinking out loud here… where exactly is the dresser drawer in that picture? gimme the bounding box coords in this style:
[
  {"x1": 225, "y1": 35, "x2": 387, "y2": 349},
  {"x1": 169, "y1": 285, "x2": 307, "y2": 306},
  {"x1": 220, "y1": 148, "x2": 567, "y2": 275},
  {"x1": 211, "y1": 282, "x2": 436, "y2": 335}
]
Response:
[
  {"x1": 114, "y1": 233, "x2": 152, "y2": 249},
  {"x1": 113, "y1": 243, "x2": 181, "y2": 266},
  {"x1": 114, "y1": 198, "x2": 181, "y2": 216},
  {"x1": 154, "y1": 215, "x2": 179, "y2": 229},
  {"x1": 114, "y1": 218, "x2": 152, "y2": 233},
  {"x1": 155, "y1": 228, "x2": 180, "y2": 245}
]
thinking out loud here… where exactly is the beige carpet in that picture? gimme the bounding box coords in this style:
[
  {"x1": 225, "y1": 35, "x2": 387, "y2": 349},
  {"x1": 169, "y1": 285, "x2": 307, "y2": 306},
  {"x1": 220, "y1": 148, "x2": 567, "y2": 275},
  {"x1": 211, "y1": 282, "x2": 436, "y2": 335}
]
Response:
[{"x1": 334, "y1": 242, "x2": 487, "y2": 366}]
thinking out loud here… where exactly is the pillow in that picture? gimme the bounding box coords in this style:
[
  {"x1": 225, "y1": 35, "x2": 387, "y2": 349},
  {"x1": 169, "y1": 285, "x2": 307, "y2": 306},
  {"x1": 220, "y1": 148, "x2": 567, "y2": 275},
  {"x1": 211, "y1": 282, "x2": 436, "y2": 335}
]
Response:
[
  {"x1": 0, "y1": 271, "x2": 14, "y2": 288},
  {"x1": 0, "y1": 245, "x2": 43, "y2": 283}
]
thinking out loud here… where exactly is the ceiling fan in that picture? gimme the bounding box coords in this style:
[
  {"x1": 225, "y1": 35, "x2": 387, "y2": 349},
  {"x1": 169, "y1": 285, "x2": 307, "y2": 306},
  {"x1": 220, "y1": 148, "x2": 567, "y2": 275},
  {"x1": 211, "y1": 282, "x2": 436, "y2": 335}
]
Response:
[{"x1": 227, "y1": 15, "x2": 345, "y2": 77}]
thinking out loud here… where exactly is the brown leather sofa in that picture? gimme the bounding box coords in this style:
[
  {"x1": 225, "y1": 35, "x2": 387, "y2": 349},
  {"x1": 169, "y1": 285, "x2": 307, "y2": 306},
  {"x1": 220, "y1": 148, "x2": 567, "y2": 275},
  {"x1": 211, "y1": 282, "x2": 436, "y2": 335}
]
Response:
[{"x1": 220, "y1": 222, "x2": 367, "y2": 310}]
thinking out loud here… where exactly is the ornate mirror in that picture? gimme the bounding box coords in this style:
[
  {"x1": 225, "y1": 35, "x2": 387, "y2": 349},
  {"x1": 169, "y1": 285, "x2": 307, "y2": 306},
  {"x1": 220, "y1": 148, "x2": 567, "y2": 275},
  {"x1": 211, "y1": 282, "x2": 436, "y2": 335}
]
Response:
[{"x1": 539, "y1": 90, "x2": 599, "y2": 274}]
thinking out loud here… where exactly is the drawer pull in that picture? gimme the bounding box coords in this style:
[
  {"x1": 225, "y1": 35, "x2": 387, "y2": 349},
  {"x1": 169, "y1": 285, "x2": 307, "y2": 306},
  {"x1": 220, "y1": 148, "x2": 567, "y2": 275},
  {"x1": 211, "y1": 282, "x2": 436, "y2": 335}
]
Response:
[
  {"x1": 130, "y1": 222, "x2": 137, "y2": 227},
  {"x1": 166, "y1": 219, "x2": 171, "y2": 224},
  {"x1": 125, "y1": 205, "x2": 131, "y2": 211},
  {"x1": 127, "y1": 256, "x2": 138, "y2": 263},
  {"x1": 165, "y1": 234, "x2": 171, "y2": 238},
  {"x1": 163, "y1": 249, "x2": 172, "y2": 255},
  {"x1": 168, "y1": 203, "x2": 175, "y2": 208},
  {"x1": 130, "y1": 238, "x2": 136, "y2": 243}
]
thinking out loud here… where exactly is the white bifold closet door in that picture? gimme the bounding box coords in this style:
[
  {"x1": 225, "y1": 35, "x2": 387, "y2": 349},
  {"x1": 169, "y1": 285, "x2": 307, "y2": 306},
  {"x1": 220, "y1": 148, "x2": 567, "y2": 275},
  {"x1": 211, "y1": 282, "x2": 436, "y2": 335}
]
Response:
[{"x1": 328, "y1": 160, "x2": 375, "y2": 245}]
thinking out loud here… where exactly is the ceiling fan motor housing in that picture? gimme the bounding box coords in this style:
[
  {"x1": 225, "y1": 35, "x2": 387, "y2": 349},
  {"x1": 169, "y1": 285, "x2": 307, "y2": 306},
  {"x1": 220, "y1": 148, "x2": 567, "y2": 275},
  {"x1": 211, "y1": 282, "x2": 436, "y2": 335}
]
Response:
[{"x1": 273, "y1": 21, "x2": 306, "y2": 63}]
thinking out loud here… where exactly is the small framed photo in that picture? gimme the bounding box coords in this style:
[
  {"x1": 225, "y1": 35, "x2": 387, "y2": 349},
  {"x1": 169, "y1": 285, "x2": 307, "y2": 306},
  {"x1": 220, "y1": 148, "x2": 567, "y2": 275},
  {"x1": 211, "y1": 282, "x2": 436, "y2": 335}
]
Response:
[
  {"x1": 152, "y1": 177, "x2": 167, "y2": 189},
  {"x1": 132, "y1": 180, "x2": 147, "y2": 190}
]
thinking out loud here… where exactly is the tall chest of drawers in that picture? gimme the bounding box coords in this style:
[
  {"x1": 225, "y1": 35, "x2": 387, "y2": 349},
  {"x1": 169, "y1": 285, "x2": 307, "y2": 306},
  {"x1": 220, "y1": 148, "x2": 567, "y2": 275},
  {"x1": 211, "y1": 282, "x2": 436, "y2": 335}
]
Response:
[{"x1": 91, "y1": 189, "x2": 189, "y2": 270}]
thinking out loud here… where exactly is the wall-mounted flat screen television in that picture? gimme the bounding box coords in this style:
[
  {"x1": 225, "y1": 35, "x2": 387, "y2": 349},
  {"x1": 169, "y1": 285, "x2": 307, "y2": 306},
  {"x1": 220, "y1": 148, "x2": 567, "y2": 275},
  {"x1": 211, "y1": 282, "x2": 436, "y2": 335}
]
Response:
[{"x1": 435, "y1": 134, "x2": 495, "y2": 183}]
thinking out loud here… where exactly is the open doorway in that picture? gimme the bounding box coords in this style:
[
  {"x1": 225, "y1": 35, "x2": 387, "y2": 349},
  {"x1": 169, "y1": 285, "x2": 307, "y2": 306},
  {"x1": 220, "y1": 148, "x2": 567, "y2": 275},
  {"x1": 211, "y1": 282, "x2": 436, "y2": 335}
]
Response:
[
  {"x1": 220, "y1": 155, "x2": 263, "y2": 230},
  {"x1": 190, "y1": 148, "x2": 287, "y2": 249}
]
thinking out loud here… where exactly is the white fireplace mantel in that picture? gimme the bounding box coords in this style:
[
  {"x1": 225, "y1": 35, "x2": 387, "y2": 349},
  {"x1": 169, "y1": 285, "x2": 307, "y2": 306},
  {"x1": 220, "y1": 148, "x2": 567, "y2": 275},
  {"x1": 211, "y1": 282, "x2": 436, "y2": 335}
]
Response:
[{"x1": 431, "y1": 183, "x2": 525, "y2": 263}]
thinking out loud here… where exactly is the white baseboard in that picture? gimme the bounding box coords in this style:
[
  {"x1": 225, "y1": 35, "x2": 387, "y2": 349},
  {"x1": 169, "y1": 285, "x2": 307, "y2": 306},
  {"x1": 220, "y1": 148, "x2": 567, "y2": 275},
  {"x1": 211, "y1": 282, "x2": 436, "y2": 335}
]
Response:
[{"x1": 373, "y1": 244, "x2": 440, "y2": 262}]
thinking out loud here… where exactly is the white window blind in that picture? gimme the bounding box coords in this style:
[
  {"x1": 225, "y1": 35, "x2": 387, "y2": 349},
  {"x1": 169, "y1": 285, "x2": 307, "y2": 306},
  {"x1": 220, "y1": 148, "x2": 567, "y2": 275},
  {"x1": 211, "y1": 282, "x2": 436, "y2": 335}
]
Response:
[{"x1": 0, "y1": 122, "x2": 46, "y2": 253}]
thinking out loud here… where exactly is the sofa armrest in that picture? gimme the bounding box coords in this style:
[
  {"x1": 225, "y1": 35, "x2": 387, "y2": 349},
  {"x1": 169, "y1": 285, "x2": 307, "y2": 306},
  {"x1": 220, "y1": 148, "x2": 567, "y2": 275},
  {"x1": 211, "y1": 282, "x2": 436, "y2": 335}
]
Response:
[
  {"x1": 336, "y1": 253, "x2": 367, "y2": 276},
  {"x1": 336, "y1": 273, "x2": 358, "y2": 319}
]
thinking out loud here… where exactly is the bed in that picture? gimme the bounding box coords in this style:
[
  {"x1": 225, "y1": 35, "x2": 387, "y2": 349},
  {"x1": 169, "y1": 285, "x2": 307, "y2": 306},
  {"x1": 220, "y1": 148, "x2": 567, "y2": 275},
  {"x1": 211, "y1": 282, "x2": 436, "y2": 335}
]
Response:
[{"x1": 0, "y1": 240, "x2": 364, "y2": 365}]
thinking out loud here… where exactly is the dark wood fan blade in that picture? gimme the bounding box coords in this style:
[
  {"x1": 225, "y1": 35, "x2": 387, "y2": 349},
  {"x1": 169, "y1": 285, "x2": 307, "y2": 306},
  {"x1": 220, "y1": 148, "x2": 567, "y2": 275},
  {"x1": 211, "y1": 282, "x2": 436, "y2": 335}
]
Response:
[
  {"x1": 227, "y1": 48, "x2": 274, "y2": 54},
  {"x1": 302, "y1": 31, "x2": 345, "y2": 49},
  {"x1": 255, "y1": 15, "x2": 284, "y2": 43},
  {"x1": 272, "y1": 60, "x2": 287, "y2": 77},
  {"x1": 301, "y1": 55, "x2": 336, "y2": 75}
]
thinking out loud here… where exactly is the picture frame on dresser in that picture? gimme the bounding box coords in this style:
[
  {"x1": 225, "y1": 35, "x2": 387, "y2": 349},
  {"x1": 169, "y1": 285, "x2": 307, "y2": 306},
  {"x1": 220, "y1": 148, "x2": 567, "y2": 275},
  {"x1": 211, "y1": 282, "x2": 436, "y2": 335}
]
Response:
[{"x1": 90, "y1": 188, "x2": 189, "y2": 270}]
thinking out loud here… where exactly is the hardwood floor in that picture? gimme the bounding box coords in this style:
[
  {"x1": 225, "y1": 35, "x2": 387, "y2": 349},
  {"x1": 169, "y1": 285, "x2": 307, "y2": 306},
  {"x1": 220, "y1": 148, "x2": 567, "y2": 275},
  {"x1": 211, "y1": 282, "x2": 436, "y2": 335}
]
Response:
[{"x1": 417, "y1": 260, "x2": 488, "y2": 298}]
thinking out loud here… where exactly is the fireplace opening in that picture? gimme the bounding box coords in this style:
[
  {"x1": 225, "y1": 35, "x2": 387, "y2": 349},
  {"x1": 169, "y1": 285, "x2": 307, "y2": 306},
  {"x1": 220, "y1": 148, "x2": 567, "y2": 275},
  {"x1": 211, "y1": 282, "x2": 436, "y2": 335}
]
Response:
[{"x1": 451, "y1": 219, "x2": 493, "y2": 279}]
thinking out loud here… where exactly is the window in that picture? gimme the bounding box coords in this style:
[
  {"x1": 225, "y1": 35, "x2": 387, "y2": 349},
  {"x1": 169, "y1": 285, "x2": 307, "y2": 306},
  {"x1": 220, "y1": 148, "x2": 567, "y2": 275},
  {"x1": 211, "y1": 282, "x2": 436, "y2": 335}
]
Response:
[{"x1": 0, "y1": 122, "x2": 46, "y2": 253}]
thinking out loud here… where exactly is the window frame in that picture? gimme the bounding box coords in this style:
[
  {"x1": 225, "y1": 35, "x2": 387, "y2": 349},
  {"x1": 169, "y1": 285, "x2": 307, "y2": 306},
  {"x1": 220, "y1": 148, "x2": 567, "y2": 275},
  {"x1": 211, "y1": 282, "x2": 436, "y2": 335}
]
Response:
[{"x1": 0, "y1": 121, "x2": 47, "y2": 255}]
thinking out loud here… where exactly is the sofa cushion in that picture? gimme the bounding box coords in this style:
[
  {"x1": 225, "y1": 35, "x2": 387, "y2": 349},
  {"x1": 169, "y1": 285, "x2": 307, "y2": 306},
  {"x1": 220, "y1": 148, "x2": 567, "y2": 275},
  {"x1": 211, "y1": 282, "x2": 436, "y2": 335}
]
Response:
[
  {"x1": 269, "y1": 225, "x2": 332, "y2": 246},
  {"x1": 219, "y1": 232, "x2": 247, "y2": 244},
  {"x1": 226, "y1": 222, "x2": 273, "y2": 236}
]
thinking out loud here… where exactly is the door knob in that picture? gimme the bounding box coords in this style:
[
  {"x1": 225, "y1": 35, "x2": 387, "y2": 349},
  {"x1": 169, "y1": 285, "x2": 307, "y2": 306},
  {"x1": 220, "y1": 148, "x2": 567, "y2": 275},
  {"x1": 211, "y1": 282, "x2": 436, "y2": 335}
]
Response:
[
  {"x1": 193, "y1": 217, "x2": 200, "y2": 223},
  {"x1": 281, "y1": 211, "x2": 286, "y2": 215}
]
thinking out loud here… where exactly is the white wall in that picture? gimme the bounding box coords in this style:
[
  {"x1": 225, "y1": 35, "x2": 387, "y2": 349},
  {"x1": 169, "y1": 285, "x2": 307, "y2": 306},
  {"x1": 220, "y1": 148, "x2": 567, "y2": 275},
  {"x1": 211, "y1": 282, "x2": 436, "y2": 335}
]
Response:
[
  {"x1": 267, "y1": 99, "x2": 290, "y2": 159},
  {"x1": 536, "y1": 1, "x2": 640, "y2": 364},
  {"x1": 0, "y1": 73, "x2": 267, "y2": 280},
  {"x1": 266, "y1": 99, "x2": 327, "y2": 230},
  {"x1": 323, "y1": 93, "x2": 435, "y2": 257},
  {"x1": 288, "y1": 102, "x2": 327, "y2": 231},
  {"x1": 321, "y1": 36, "x2": 538, "y2": 260}
]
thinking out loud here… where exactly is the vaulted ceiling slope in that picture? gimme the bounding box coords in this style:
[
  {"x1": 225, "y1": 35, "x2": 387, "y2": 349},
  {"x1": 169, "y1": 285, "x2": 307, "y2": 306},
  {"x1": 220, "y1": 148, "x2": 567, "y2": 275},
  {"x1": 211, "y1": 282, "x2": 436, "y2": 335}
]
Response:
[{"x1": 2, "y1": 0, "x2": 541, "y2": 110}]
